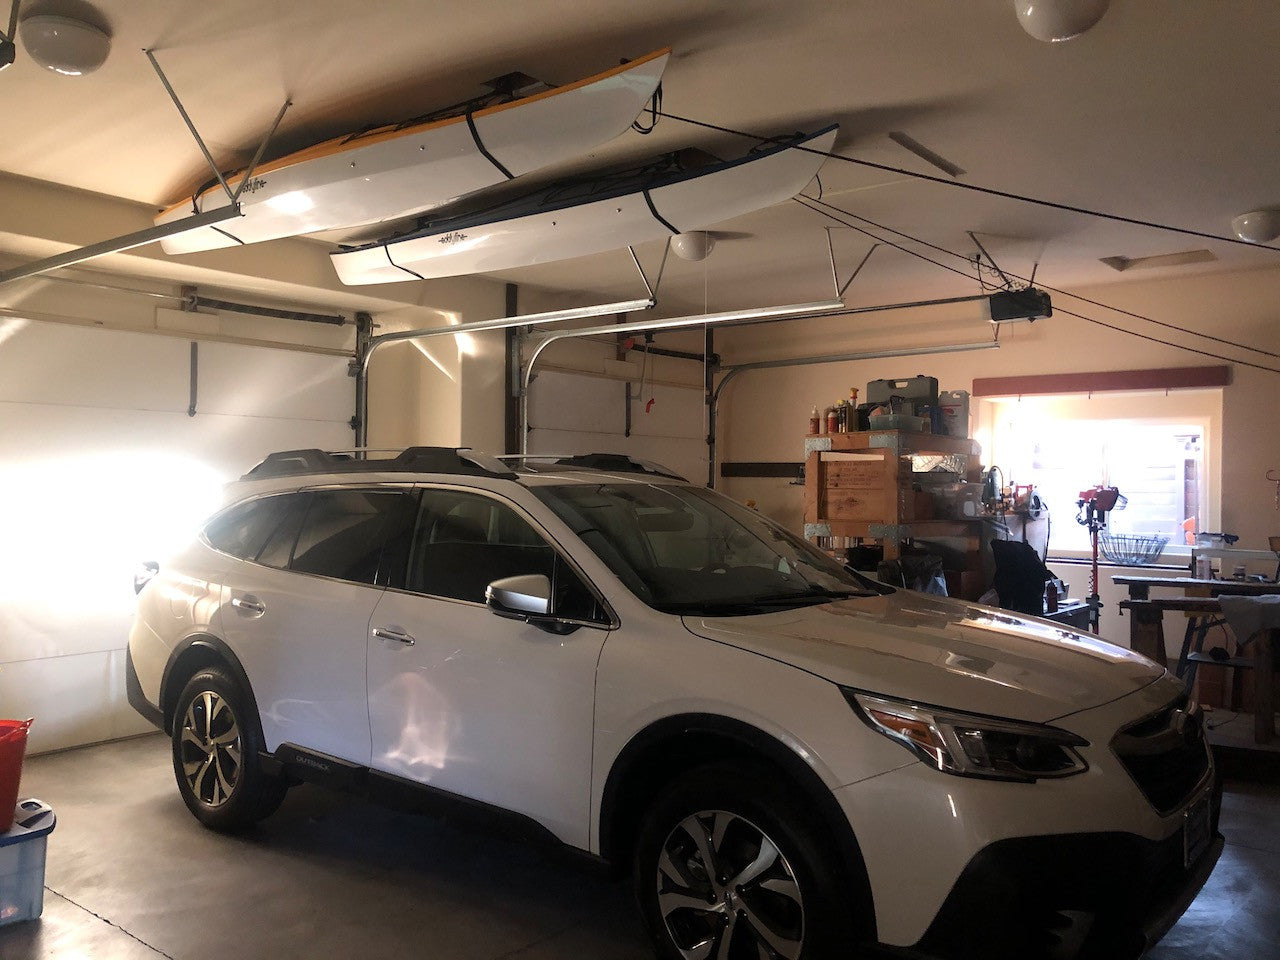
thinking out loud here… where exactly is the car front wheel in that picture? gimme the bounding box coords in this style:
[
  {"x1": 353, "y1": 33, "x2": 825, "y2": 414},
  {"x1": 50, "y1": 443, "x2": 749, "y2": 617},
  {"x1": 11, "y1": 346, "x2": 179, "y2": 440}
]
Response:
[
  {"x1": 634, "y1": 762, "x2": 863, "y2": 960},
  {"x1": 171, "y1": 666, "x2": 287, "y2": 830}
]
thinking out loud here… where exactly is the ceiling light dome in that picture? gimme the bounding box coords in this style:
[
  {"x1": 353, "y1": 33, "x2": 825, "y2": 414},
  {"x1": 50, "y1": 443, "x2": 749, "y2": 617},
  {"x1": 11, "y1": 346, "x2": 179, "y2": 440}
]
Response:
[
  {"x1": 1231, "y1": 210, "x2": 1280, "y2": 245},
  {"x1": 19, "y1": 14, "x2": 111, "y2": 76},
  {"x1": 1014, "y1": 0, "x2": 1110, "y2": 42},
  {"x1": 669, "y1": 231, "x2": 716, "y2": 262}
]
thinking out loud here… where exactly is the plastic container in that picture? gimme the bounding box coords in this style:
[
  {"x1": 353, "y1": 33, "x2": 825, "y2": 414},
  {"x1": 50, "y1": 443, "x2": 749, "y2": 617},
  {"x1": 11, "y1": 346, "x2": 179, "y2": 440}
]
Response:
[
  {"x1": 939, "y1": 390, "x2": 970, "y2": 438},
  {"x1": 0, "y1": 721, "x2": 32, "y2": 834},
  {"x1": 868, "y1": 414, "x2": 926, "y2": 432},
  {"x1": 0, "y1": 799, "x2": 56, "y2": 926}
]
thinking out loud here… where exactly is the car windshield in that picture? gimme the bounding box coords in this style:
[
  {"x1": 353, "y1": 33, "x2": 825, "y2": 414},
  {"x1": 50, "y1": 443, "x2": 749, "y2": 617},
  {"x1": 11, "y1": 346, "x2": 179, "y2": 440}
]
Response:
[{"x1": 532, "y1": 482, "x2": 884, "y2": 615}]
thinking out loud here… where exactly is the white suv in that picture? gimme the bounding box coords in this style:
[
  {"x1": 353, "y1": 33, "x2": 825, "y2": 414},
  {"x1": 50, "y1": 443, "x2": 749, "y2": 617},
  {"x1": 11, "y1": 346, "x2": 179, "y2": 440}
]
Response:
[{"x1": 127, "y1": 447, "x2": 1221, "y2": 960}]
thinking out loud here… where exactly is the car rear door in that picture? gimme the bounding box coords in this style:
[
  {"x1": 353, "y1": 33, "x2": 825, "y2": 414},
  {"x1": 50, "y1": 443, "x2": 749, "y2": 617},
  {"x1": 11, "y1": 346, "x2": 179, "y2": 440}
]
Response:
[
  {"x1": 217, "y1": 486, "x2": 416, "y2": 764},
  {"x1": 366, "y1": 486, "x2": 611, "y2": 847}
]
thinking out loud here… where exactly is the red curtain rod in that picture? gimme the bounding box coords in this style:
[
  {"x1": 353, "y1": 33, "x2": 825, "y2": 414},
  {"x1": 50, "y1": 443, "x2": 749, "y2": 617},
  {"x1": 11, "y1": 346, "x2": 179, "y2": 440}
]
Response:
[{"x1": 972, "y1": 365, "x2": 1230, "y2": 398}]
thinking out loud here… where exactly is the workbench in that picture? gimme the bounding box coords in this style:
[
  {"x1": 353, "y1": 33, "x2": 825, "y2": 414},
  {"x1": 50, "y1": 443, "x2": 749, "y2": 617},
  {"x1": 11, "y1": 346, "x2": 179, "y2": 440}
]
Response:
[{"x1": 1113, "y1": 575, "x2": 1279, "y2": 744}]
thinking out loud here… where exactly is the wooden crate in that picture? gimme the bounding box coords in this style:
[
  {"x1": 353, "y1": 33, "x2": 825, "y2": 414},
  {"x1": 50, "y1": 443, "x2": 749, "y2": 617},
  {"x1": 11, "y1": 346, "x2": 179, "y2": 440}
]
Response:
[{"x1": 805, "y1": 451, "x2": 908, "y2": 523}]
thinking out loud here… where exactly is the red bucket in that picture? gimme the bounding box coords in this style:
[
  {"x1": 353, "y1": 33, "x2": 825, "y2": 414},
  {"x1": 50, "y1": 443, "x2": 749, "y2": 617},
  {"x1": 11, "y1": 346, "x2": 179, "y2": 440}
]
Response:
[{"x1": 0, "y1": 719, "x2": 34, "y2": 833}]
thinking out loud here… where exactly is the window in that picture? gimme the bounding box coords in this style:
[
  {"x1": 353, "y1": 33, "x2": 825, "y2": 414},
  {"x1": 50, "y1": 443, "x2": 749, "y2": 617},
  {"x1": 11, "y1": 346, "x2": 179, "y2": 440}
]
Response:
[
  {"x1": 203, "y1": 494, "x2": 296, "y2": 561},
  {"x1": 290, "y1": 489, "x2": 410, "y2": 585},
  {"x1": 978, "y1": 391, "x2": 1221, "y2": 557},
  {"x1": 408, "y1": 489, "x2": 602, "y2": 621}
]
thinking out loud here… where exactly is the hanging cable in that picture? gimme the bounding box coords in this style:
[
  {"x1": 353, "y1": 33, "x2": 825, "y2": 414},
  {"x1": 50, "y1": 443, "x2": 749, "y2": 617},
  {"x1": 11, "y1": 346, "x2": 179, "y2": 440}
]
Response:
[
  {"x1": 802, "y1": 194, "x2": 1280, "y2": 362},
  {"x1": 795, "y1": 196, "x2": 1280, "y2": 376}
]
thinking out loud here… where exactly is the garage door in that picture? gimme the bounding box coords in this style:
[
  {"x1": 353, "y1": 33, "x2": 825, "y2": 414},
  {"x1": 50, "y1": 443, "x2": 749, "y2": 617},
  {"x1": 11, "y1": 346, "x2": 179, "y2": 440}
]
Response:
[
  {"x1": 526, "y1": 370, "x2": 708, "y2": 484},
  {"x1": 0, "y1": 320, "x2": 354, "y2": 753}
]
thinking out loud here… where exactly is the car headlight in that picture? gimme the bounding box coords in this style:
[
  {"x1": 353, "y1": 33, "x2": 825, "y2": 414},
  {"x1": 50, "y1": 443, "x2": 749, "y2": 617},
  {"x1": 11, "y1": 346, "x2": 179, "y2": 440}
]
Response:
[{"x1": 845, "y1": 690, "x2": 1089, "y2": 782}]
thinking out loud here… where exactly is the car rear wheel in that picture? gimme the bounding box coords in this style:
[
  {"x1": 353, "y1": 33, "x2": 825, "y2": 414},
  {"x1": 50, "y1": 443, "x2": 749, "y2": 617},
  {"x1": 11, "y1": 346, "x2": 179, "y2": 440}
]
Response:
[
  {"x1": 634, "y1": 762, "x2": 864, "y2": 960},
  {"x1": 172, "y1": 666, "x2": 287, "y2": 830}
]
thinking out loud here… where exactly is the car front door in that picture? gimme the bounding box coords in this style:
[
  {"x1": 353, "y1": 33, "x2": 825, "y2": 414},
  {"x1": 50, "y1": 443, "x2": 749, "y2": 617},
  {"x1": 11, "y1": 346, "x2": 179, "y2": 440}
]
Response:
[{"x1": 366, "y1": 486, "x2": 611, "y2": 847}]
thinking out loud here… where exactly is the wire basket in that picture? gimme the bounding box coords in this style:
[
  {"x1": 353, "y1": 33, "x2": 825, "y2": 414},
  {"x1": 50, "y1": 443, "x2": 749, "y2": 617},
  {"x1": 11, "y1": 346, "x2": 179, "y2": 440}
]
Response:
[{"x1": 1099, "y1": 533, "x2": 1170, "y2": 565}]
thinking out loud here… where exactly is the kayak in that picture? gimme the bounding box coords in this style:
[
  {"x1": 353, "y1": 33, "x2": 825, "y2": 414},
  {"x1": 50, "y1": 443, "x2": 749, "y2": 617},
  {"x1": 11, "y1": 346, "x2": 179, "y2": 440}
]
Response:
[
  {"x1": 330, "y1": 124, "x2": 838, "y2": 284},
  {"x1": 155, "y1": 48, "x2": 670, "y2": 255}
]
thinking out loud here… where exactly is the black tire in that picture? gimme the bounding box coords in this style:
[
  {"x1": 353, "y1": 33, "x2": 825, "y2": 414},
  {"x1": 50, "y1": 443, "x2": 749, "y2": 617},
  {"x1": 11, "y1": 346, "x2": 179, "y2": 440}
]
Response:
[
  {"x1": 634, "y1": 762, "x2": 865, "y2": 960},
  {"x1": 171, "y1": 666, "x2": 287, "y2": 830}
]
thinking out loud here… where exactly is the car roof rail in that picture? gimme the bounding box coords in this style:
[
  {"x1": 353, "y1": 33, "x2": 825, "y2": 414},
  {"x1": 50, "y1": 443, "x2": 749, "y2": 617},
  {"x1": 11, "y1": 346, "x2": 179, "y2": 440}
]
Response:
[
  {"x1": 242, "y1": 447, "x2": 518, "y2": 480},
  {"x1": 499, "y1": 452, "x2": 686, "y2": 481}
]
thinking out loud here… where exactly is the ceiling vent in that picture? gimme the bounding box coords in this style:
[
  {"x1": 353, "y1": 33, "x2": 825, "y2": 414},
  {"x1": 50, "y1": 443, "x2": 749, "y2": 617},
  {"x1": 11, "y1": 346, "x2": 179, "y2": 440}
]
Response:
[{"x1": 1099, "y1": 250, "x2": 1217, "y2": 272}]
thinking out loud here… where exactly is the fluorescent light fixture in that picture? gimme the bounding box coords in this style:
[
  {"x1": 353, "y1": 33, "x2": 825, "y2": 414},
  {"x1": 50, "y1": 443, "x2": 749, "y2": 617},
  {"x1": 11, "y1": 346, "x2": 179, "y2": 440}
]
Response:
[
  {"x1": 1099, "y1": 249, "x2": 1217, "y2": 272},
  {"x1": 888, "y1": 132, "x2": 966, "y2": 178},
  {"x1": 19, "y1": 14, "x2": 111, "y2": 76}
]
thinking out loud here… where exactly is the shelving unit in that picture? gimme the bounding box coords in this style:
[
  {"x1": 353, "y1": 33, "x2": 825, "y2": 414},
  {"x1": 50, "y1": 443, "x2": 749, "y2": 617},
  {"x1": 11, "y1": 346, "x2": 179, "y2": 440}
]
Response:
[{"x1": 802, "y1": 429, "x2": 986, "y2": 597}]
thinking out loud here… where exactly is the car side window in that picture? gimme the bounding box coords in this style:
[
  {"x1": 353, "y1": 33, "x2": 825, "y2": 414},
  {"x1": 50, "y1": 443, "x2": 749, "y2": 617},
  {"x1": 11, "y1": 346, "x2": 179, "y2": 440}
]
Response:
[
  {"x1": 289, "y1": 489, "x2": 409, "y2": 585},
  {"x1": 408, "y1": 488, "x2": 604, "y2": 621},
  {"x1": 204, "y1": 494, "x2": 297, "y2": 561}
]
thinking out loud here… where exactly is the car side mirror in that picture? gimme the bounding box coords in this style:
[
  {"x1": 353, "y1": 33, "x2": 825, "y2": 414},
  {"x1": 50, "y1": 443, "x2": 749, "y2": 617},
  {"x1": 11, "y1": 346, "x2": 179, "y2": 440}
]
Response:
[
  {"x1": 486, "y1": 574, "x2": 552, "y2": 618},
  {"x1": 485, "y1": 574, "x2": 580, "y2": 635}
]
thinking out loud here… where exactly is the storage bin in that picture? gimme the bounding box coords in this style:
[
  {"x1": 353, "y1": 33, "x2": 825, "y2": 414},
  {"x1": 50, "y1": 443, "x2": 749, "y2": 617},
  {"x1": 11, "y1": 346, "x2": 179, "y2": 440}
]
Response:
[{"x1": 0, "y1": 799, "x2": 56, "y2": 926}]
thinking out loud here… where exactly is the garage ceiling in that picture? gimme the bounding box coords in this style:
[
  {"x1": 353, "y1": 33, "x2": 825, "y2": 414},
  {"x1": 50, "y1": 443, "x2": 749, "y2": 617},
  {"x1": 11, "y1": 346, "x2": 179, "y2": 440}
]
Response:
[{"x1": 0, "y1": 0, "x2": 1277, "y2": 317}]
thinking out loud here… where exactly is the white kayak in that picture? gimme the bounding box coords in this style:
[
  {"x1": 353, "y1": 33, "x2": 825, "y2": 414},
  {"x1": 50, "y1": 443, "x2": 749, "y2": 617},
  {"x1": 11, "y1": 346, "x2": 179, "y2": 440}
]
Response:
[
  {"x1": 330, "y1": 124, "x2": 838, "y2": 284},
  {"x1": 154, "y1": 48, "x2": 670, "y2": 255}
]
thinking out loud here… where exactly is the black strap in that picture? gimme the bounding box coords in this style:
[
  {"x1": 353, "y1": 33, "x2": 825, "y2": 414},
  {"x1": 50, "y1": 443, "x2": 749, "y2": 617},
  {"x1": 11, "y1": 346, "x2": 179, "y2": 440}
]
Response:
[
  {"x1": 210, "y1": 225, "x2": 246, "y2": 245},
  {"x1": 643, "y1": 189, "x2": 679, "y2": 234},
  {"x1": 384, "y1": 245, "x2": 425, "y2": 281},
  {"x1": 465, "y1": 109, "x2": 514, "y2": 180}
]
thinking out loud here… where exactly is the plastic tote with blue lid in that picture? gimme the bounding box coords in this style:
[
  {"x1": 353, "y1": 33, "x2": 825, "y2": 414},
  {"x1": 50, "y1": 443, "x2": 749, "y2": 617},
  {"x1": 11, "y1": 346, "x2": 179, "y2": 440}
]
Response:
[{"x1": 0, "y1": 799, "x2": 57, "y2": 925}]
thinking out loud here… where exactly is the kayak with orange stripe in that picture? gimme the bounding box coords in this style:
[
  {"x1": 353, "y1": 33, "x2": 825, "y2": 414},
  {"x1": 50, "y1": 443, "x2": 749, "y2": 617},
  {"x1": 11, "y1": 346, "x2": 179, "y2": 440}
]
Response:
[{"x1": 154, "y1": 48, "x2": 670, "y2": 256}]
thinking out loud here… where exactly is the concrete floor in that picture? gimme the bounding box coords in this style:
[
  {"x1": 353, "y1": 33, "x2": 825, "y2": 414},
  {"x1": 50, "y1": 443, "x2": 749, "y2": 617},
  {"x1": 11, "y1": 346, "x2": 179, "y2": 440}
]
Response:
[{"x1": 3, "y1": 733, "x2": 1279, "y2": 960}]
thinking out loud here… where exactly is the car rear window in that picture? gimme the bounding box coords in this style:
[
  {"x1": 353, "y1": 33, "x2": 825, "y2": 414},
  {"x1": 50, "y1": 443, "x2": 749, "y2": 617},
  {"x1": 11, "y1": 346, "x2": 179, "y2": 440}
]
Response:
[
  {"x1": 290, "y1": 490, "x2": 409, "y2": 585},
  {"x1": 203, "y1": 494, "x2": 297, "y2": 561}
]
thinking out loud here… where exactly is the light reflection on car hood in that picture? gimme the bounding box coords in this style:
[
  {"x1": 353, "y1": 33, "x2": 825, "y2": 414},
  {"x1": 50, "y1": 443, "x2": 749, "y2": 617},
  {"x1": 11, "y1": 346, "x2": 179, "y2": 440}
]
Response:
[{"x1": 682, "y1": 589, "x2": 1165, "y2": 723}]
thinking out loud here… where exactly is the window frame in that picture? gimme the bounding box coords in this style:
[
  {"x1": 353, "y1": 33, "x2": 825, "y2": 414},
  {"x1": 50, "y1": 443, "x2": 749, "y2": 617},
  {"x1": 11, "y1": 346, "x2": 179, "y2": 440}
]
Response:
[{"x1": 385, "y1": 483, "x2": 618, "y2": 629}]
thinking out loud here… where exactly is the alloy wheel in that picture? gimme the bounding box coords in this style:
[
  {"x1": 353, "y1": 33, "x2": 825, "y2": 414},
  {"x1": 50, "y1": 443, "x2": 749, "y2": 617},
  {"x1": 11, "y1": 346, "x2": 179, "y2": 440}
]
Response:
[
  {"x1": 656, "y1": 809, "x2": 805, "y2": 960},
  {"x1": 178, "y1": 690, "x2": 242, "y2": 807}
]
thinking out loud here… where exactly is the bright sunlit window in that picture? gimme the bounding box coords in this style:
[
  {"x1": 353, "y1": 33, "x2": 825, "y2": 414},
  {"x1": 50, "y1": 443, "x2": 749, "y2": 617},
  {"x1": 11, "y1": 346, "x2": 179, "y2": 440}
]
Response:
[{"x1": 977, "y1": 391, "x2": 1221, "y2": 559}]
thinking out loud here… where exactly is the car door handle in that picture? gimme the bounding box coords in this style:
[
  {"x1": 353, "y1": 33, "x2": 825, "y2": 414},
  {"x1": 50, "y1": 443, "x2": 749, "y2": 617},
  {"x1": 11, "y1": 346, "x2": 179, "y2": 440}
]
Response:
[
  {"x1": 231, "y1": 595, "x2": 266, "y2": 617},
  {"x1": 372, "y1": 626, "x2": 416, "y2": 646}
]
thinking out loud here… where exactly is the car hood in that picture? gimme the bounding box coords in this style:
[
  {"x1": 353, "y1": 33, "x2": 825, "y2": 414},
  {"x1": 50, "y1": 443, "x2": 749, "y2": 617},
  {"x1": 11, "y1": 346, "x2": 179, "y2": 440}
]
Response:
[{"x1": 681, "y1": 590, "x2": 1164, "y2": 723}]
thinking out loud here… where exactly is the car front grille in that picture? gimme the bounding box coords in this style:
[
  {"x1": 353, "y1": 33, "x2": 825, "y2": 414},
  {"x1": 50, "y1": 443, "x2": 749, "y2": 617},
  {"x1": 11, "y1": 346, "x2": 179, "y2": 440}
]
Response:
[{"x1": 1110, "y1": 694, "x2": 1211, "y2": 815}]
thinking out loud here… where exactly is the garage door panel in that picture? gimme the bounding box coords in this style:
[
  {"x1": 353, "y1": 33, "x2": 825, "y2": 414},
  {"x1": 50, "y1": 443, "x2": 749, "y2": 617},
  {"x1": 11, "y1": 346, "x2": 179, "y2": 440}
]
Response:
[
  {"x1": 527, "y1": 371, "x2": 708, "y2": 484},
  {"x1": 0, "y1": 322, "x2": 354, "y2": 754}
]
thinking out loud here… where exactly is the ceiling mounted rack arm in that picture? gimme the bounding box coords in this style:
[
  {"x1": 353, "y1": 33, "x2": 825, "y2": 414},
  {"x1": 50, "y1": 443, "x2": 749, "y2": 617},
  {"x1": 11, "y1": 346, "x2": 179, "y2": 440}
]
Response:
[
  {"x1": 824, "y1": 229, "x2": 881, "y2": 298},
  {"x1": 232, "y1": 97, "x2": 293, "y2": 203},
  {"x1": 145, "y1": 48, "x2": 237, "y2": 205},
  {"x1": 628, "y1": 242, "x2": 671, "y2": 303}
]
